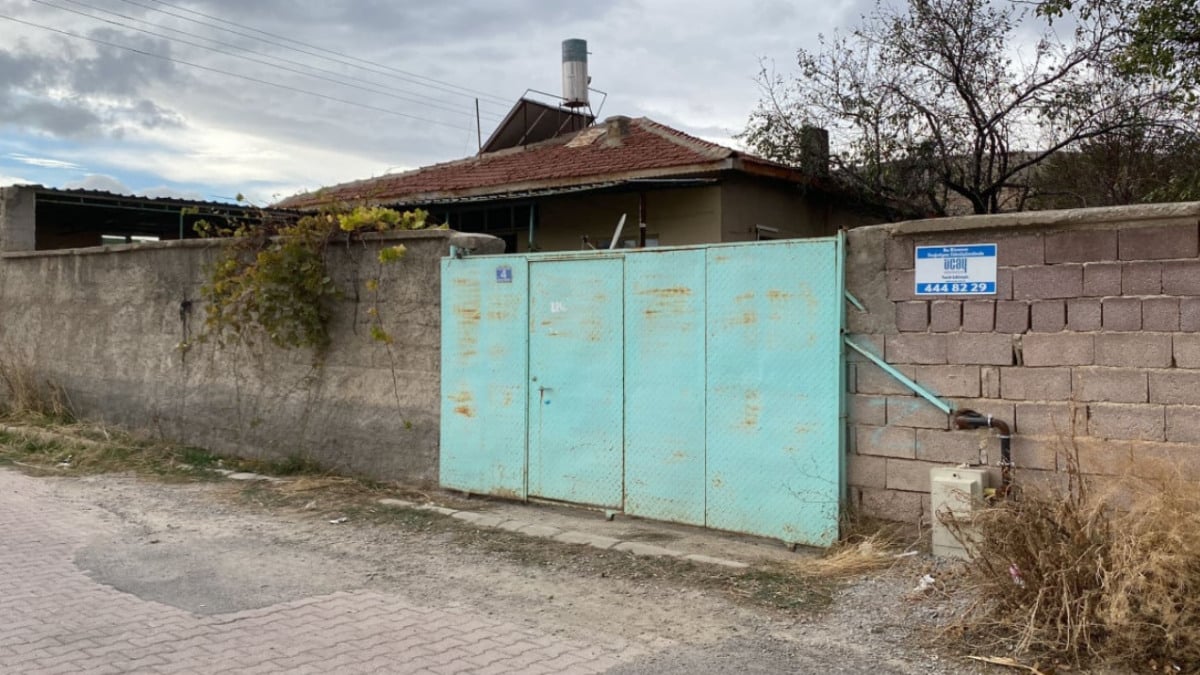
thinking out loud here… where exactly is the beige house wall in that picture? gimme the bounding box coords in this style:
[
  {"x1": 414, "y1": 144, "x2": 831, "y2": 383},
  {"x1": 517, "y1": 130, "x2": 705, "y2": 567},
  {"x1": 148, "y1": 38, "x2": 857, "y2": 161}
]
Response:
[
  {"x1": 719, "y1": 175, "x2": 877, "y2": 242},
  {"x1": 530, "y1": 186, "x2": 722, "y2": 251}
]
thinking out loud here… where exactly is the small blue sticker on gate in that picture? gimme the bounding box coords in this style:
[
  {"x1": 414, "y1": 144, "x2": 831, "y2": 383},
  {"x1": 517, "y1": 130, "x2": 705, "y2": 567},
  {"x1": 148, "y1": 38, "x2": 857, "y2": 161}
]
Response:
[{"x1": 495, "y1": 265, "x2": 513, "y2": 283}]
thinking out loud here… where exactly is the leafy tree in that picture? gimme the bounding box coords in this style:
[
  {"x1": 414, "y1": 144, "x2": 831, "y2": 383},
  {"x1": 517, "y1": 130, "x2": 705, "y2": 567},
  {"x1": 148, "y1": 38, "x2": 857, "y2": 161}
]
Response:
[
  {"x1": 1027, "y1": 126, "x2": 1200, "y2": 208},
  {"x1": 743, "y1": 0, "x2": 1183, "y2": 216},
  {"x1": 1041, "y1": 0, "x2": 1200, "y2": 90}
]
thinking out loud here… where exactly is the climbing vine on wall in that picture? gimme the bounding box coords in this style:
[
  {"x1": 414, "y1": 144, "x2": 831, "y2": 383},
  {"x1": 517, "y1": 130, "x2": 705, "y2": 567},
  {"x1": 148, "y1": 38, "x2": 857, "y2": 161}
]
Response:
[{"x1": 196, "y1": 205, "x2": 434, "y2": 351}]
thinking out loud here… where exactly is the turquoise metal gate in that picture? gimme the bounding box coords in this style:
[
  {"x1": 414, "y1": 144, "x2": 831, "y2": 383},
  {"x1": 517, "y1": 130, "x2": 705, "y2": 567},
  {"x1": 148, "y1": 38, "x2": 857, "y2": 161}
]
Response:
[{"x1": 440, "y1": 237, "x2": 844, "y2": 547}]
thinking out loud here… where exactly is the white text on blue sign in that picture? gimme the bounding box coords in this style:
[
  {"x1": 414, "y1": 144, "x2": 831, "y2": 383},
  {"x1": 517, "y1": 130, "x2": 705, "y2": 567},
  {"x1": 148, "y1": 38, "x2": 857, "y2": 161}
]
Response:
[{"x1": 914, "y1": 244, "x2": 997, "y2": 296}]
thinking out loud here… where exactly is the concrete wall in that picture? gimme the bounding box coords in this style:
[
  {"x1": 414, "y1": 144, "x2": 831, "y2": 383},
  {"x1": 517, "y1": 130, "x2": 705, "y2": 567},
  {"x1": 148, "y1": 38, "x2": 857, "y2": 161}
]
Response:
[
  {"x1": 534, "y1": 186, "x2": 722, "y2": 251},
  {"x1": 845, "y1": 202, "x2": 1200, "y2": 522},
  {"x1": 0, "y1": 187, "x2": 35, "y2": 252},
  {"x1": 0, "y1": 230, "x2": 501, "y2": 484}
]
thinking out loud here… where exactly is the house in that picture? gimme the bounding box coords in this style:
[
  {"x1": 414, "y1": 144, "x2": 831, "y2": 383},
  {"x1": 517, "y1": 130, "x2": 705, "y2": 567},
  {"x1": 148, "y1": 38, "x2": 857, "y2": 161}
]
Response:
[{"x1": 276, "y1": 111, "x2": 888, "y2": 252}]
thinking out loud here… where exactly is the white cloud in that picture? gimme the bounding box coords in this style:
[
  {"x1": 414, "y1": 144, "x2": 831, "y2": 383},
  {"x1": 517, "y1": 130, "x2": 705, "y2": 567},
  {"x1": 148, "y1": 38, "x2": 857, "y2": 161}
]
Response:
[
  {"x1": 138, "y1": 185, "x2": 205, "y2": 200},
  {"x1": 0, "y1": 0, "x2": 874, "y2": 197},
  {"x1": 8, "y1": 153, "x2": 83, "y2": 170},
  {"x1": 0, "y1": 174, "x2": 33, "y2": 186},
  {"x1": 63, "y1": 174, "x2": 131, "y2": 194}
]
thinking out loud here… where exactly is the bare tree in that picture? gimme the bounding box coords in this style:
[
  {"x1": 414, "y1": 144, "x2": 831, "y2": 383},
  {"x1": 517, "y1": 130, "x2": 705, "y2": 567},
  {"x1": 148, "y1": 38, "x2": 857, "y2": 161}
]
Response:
[{"x1": 743, "y1": 0, "x2": 1184, "y2": 216}]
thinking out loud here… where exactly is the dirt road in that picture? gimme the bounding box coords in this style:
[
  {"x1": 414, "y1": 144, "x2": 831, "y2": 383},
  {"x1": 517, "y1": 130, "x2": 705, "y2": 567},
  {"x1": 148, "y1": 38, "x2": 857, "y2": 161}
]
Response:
[{"x1": 1, "y1": 468, "x2": 987, "y2": 674}]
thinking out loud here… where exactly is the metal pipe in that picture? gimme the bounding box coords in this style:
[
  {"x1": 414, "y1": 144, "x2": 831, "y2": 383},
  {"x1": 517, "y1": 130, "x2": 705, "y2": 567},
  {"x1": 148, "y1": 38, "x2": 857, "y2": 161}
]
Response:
[
  {"x1": 528, "y1": 203, "x2": 536, "y2": 250},
  {"x1": 638, "y1": 192, "x2": 647, "y2": 248},
  {"x1": 844, "y1": 337, "x2": 955, "y2": 414},
  {"x1": 953, "y1": 409, "x2": 1014, "y2": 498}
]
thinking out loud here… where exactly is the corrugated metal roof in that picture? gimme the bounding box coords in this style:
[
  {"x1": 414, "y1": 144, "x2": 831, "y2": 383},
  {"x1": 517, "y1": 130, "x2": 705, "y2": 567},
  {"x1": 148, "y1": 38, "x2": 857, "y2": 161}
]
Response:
[{"x1": 19, "y1": 185, "x2": 270, "y2": 210}]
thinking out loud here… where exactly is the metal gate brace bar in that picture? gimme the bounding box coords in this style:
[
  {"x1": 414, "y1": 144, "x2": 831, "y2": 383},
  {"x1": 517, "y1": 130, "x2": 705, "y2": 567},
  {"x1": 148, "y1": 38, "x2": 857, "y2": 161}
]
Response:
[{"x1": 844, "y1": 337, "x2": 956, "y2": 415}]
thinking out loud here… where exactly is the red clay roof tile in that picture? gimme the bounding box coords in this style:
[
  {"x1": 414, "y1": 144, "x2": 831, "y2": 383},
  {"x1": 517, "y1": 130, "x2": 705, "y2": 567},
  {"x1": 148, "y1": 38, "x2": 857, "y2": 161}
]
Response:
[{"x1": 276, "y1": 117, "x2": 760, "y2": 209}]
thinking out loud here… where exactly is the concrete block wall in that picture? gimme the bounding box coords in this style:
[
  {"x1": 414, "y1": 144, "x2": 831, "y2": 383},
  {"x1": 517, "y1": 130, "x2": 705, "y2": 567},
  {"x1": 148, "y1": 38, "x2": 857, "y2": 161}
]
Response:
[
  {"x1": 0, "y1": 230, "x2": 502, "y2": 484},
  {"x1": 845, "y1": 202, "x2": 1200, "y2": 523}
]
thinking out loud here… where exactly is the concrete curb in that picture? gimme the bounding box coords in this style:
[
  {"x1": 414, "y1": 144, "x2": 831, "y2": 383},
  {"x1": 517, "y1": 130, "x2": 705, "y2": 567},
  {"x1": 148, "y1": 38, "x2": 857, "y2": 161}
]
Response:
[{"x1": 377, "y1": 498, "x2": 750, "y2": 569}]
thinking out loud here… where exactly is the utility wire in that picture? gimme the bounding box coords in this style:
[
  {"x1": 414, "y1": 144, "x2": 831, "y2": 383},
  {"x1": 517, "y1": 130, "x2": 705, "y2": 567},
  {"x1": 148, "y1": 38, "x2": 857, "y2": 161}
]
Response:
[
  {"x1": 117, "y1": 0, "x2": 512, "y2": 108},
  {"x1": 34, "y1": 0, "x2": 503, "y2": 121},
  {"x1": 0, "y1": 13, "x2": 473, "y2": 131},
  {"x1": 142, "y1": 0, "x2": 513, "y2": 107}
]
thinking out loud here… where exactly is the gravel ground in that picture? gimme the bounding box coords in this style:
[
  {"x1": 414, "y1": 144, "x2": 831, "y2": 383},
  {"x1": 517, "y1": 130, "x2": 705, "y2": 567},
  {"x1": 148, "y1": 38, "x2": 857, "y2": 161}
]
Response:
[{"x1": 25, "y1": 470, "x2": 1011, "y2": 674}]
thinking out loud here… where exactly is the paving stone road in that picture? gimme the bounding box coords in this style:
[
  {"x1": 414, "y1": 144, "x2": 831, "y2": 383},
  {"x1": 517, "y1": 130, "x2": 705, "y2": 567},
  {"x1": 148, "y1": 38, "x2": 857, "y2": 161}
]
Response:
[
  {"x1": 0, "y1": 471, "x2": 630, "y2": 674},
  {"x1": 0, "y1": 468, "x2": 998, "y2": 675}
]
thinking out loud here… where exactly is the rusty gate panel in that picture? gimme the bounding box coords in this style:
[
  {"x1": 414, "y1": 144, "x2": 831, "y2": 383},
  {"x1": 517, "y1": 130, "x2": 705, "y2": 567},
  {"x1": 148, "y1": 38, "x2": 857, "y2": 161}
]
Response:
[
  {"x1": 439, "y1": 256, "x2": 528, "y2": 498},
  {"x1": 624, "y1": 249, "x2": 706, "y2": 526},
  {"x1": 527, "y1": 258, "x2": 624, "y2": 508},
  {"x1": 704, "y1": 240, "x2": 842, "y2": 546}
]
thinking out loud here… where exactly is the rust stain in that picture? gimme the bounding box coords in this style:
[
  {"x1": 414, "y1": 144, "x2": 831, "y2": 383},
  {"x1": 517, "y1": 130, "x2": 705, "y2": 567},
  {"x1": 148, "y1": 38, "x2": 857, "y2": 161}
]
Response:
[
  {"x1": 733, "y1": 311, "x2": 757, "y2": 326},
  {"x1": 643, "y1": 308, "x2": 661, "y2": 317},
  {"x1": 742, "y1": 390, "x2": 761, "y2": 428},
  {"x1": 489, "y1": 487, "x2": 522, "y2": 500},
  {"x1": 711, "y1": 475, "x2": 724, "y2": 489},
  {"x1": 486, "y1": 311, "x2": 510, "y2": 321},
  {"x1": 766, "y1": 289, "x2": 793, "y2": 301},
  {"x1": 501, "y1": 390, "x2": 513, "y2": 407},
  {"x1": 449, "y1": 391, "x2": 473, "y2": 403},
  {"x1": 735, "y1": 291, "x2": 754, "y2": 302},
  {"x1": 637, "y1": 287, "x2": 692, "y2": 297},
  {"x1": 794, "y1": 423, "x2": 815, "y2": 435},
  {"x1": 455, "y1": 306, "x2": 481, "y2": 321},
  {"x1": 796, "y1": 282, "x2": 819, "y2": 311},
  {"x1": 460, "y1": 350, "x2": 477, "y2": 358},
  {"x1": 454, "y1": 405, "x2": 474, "y2": 418}
]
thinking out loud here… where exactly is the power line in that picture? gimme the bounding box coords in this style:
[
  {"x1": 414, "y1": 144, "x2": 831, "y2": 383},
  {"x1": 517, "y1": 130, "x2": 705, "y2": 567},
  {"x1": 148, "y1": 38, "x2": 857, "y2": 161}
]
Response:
[
  {"x1": 117, "y1": 0, "x2": 512, "y2": 109},
  {"x1": 141, "y1": 0, "x2": 513, "y2": 107},
  {"x1": 0, "y1": 13, "x2": 473, "y2": 131},
  {"x1": 56, "y1": 0, "x2": 505, "y2": 121},
  {"x1": 33, "y1": 0, "x2": 503, "y2": 122}
]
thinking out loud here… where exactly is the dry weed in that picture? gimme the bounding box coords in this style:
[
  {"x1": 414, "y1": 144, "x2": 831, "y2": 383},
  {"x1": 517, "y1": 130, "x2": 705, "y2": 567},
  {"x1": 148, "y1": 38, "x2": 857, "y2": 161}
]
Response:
[
  {"x1": 948, "y1": 462, "x2": 1200, "y2": 671},
  {"x1": 0, "y1": 362, "x2": 73, "y2": 420},
  {"x1": 798, "y1": 533, "x2": 903, "y2": 579},
  {"x1": 795, "y1": 513, "x2": 916, "y2": 580}
]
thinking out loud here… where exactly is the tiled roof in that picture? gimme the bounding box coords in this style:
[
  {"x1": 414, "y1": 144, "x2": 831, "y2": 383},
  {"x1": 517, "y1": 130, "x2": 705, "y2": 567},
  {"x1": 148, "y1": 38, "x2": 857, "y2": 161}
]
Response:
[{"x1": 276, "y1": 117, "x2": 795, "y2": 209}]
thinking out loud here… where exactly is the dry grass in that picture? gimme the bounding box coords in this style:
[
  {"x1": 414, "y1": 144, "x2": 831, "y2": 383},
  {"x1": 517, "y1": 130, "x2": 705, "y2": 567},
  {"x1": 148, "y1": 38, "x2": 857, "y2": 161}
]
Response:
[
  {"x1": 799, "y1": 534, "x2": 902, "y2": 579},
  {"x1": 946, "y1": 458, "x2": 1200, "y2": 672},
  {"x1": 792, "y1": 513, "x2": 916, "y2": 580},
  {"x1": 0, "y1": 362, "x2": 73, "y2": 421}
]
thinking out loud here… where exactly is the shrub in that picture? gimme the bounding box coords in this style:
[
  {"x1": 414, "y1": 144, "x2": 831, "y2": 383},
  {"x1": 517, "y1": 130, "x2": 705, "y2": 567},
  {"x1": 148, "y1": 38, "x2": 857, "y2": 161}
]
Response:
[
  {"x1": 198, "y1": 206, "x2": 432, "y2": 351},
  {"x1": 948, "y1": 466, "x2": 1200, "y2": 671}
]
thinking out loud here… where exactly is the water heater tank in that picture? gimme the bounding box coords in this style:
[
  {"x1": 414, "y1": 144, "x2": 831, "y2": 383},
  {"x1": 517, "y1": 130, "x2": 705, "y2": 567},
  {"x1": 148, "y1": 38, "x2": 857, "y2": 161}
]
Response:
[{"x1": 562, "y1": 38, "x2": 589, "y2": 108}]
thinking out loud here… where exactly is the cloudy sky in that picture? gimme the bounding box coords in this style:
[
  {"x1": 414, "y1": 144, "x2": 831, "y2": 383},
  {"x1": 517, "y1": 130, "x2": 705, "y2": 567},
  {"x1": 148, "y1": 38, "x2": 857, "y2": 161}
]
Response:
[{"x1": 0, "y1": 0, "x2": 870, "y2": 204}]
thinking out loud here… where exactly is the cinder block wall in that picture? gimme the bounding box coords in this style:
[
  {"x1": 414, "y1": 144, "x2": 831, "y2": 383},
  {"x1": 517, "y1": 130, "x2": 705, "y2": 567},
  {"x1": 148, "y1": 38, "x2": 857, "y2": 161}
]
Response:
[
  {"x1": 845, "y1": 202, "x2": 1200, "y2": 522},
  {"x1": 0, "y1": 230, "x2": 501, "y2": 484}
]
